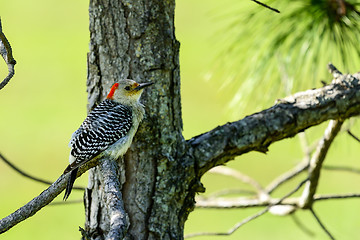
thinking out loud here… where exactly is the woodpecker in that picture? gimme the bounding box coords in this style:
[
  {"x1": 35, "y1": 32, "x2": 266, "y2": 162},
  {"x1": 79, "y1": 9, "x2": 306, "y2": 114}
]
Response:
[{"x1": 63, "y1": 79, "x2": 153, "y2": 200}]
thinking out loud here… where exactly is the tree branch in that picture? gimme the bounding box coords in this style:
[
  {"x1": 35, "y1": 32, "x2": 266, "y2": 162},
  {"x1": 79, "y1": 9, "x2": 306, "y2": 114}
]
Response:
[
  {"x1": 314, "y1": 193, "x2": 360, "y2": 201},
  {"x1": 195, "y1": 192, "x2": 360, "y2": 209},
  {"x1": 205, "y1": 188, "x2": 257, "y2": 199},
  {"x1": 291, "y1": 214, "x2": 315, "y2": 237},
  {"x1": 99, "y1": 158, "x2": 129, "y2": 239},
  {"x1": 188, "y1": 69, "x2": 360, "y2": 176},
  {"x1": 0, "y1": 158, "x2": 101, "y2": 234},
  {"x1": 0, "y1": 174, "x2": 67, "y2": 234},
  {"x1": 209, "y1": 166, "x2": 266, "y2": 195},
  {"x1": 0, "y1": 152, "x2": 84, "y2": 190},
  {"x1": 309, "y1": 208, "x2": 335, "y2": 240},
  {"x1": 186, "y1": 178, "x2": 308, "y2": 238},
  {"x1": 323, "y1": 164, "x2": 360, "y2": 175},
  {"x1": 0, "y1": 18, "x2": 16, "y2": 90},
  {"x1": 265, "y1": 160, "x2": 309, "y2": 194},
  {"x1": 299, "y1": 120, "x2": 343, "y2": 208}
]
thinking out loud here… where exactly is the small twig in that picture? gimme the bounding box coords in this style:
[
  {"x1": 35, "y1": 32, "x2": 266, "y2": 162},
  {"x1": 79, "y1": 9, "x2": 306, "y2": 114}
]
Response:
[
  {"x1": 298, "y1": 132, "x2": 320, "y2": 158},
  {"x1": 237, "y1": 177, "x2": 307, "y2": 226},
  {"x1": 251, "y1": 0, "x2": 280, "y2": 13},
  {"x1": 314, "y1": 193, "x2": 360, "y2": 201},
  {"x1": 327, "y1": 63, "x2": 343, "y2": 78},
  {"x1": 187, "y1": 179, "x2": 308, "y2": 238},
  {"x1": 196, "y1": 192, "x2": 360, "y2": 209},
  {"x1": 0, "y1": 152, "x2": 84, "y2": 190},
  {"x1": 210, "y1": 166, "x2": 266, "y2": 195},
  {"x1": 291, "y1": 214, "x2": 315, "y2": 237},
  {"x1": 205, "y1": 188, "x2": 257, "y2": 199},
  {"x1": 299, "y1": 132, "x2": 311, "y2": 157},
  {"x1": 300, "y1": 120, "x2": 343, "y2": 209},
  {"x1": 49, "y1": 199, "x2": 83, "y2": 206},
  {"x1": 266, "y1": 160, "x2": 308, "y2": 194},
  {"x1": 323, "y1": 164, "x2": 360, "y2": 175},
  {"x1": 0, "y1": 18, "x2": 16, "y2": 90},
  {"x1": 309, "y1": 208, "x2": 335, "y2": 240},
  {"x1": 184, "y1": 207, "x2": 270, "y2": 238},
  {"x1": 196, "y1": 196, "x2": 282, "y2": 209},
  {"x1": 347, "y1": 129, "x2": 360, "y2": 143}
]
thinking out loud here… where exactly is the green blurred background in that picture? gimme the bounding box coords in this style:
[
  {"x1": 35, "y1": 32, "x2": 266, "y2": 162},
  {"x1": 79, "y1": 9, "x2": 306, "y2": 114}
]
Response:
[{"x1": 1, "y1": 0, "x2": 360, "y2": 239}]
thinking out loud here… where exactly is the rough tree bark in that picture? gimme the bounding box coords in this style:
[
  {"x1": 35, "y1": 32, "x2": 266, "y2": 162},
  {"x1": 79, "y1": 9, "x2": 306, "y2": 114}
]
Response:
[{"x1": 85, "y1": 1, "x2": 187, "y2": 239}]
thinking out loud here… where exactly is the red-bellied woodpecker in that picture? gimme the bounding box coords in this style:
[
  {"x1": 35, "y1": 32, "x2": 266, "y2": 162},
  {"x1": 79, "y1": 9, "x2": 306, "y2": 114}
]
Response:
[{"x1": 63, "y1": 79, "x2": 153, "y2": 200}]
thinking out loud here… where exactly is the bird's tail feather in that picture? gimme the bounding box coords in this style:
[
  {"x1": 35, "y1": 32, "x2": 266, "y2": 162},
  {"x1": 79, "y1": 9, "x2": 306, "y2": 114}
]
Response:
[{"x1": 63, "y1": 168, "x2": 78, "y2": 201}]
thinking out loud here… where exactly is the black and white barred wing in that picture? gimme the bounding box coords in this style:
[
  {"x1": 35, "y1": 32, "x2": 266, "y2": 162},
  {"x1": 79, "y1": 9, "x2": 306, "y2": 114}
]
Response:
[{"x1": 69, "y1": 99, "x2": 132, "y2": 168}]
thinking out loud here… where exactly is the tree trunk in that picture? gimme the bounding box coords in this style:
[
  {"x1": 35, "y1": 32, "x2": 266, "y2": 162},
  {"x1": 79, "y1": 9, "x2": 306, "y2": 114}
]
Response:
[{"x1": 85, "y1": 1, "x2": 193, "y2": 239}]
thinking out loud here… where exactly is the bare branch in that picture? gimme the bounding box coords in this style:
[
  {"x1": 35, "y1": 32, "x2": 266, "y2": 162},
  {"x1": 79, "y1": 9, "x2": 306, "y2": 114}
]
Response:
[
  {"x1": 323, "y1": 164, "x2": 360, "y2": 175},
  {"x1": 0, "y1": 18, "x2": 16, "y2": 90},
  {"x1": 300, "y1": 120, "x2": 343, "y2": 208},
  {"x1": 309, "y1": 208, "x2": 335, "y2": 240},
  {"x1": 266, "y1": 160, "x2": 309, "y2": 194},
  {"x1": 291, "y1": 214, "x2": 315, "y2": 237},
  {"x1": 314, "y1": 193, "x2": 360, "y2": 201},
  {"x1": 206, "y1": 189, "x2": 257, "y2": 199},
  {"x1": 0, "y1": 152, "x2": 84, "y2": 190},
  {"x1": 196, "y1": 192, "x2": 360, "y2": 210},
  {"x1": 209, "y1": 166, "x2": 266, "y2": 195},
  {"x1": 0, "y1": 157, "x2": 101, "y2": 234},
  {"x1": 99, "y1": 158, "x2": 129, "y2": 239},
  {"x1": 187, "y1": 178, "x2": 308, "y2": 238},
  {"x1": 298, "y1": 132, "x2": 320, "y2": 158},
  {"x1": 299, "y1": 132, "x2": 311, "y2": 157},
  {"x1": 196, "y1": 196, "x2": 298, "y2": 209},
  {"x1": 184, "y1": 207, "x2": 270, "y2": 238},
  {"x1": 196, "y1": 196, "x2": 277, "y2": 209},
  {"x1": 188, "y1": 70, "x2": 360, "y2": 176}
]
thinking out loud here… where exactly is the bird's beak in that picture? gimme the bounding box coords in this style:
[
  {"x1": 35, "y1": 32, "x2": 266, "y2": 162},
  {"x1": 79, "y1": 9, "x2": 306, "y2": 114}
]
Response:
[{"x1": 135, "y1": 82, "x2": 153, "y2": 91}]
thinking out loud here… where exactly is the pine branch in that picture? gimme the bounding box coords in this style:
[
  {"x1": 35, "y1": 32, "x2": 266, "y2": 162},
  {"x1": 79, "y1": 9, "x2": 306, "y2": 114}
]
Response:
[{"x1": 188, "y1": 68, "x2": 360, "y2": 176}]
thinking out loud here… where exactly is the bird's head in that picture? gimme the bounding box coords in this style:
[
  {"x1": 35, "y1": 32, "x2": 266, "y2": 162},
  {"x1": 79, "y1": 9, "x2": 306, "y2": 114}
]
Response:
[{"x1": 106, "y1": 79, "x2": 153, "y2": 104}]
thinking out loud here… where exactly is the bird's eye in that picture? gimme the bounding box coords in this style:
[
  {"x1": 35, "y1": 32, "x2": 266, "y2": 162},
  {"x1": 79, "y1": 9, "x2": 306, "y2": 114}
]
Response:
[{"x1": 124, "y1": 86, "x2": 131, "y2": 91}]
